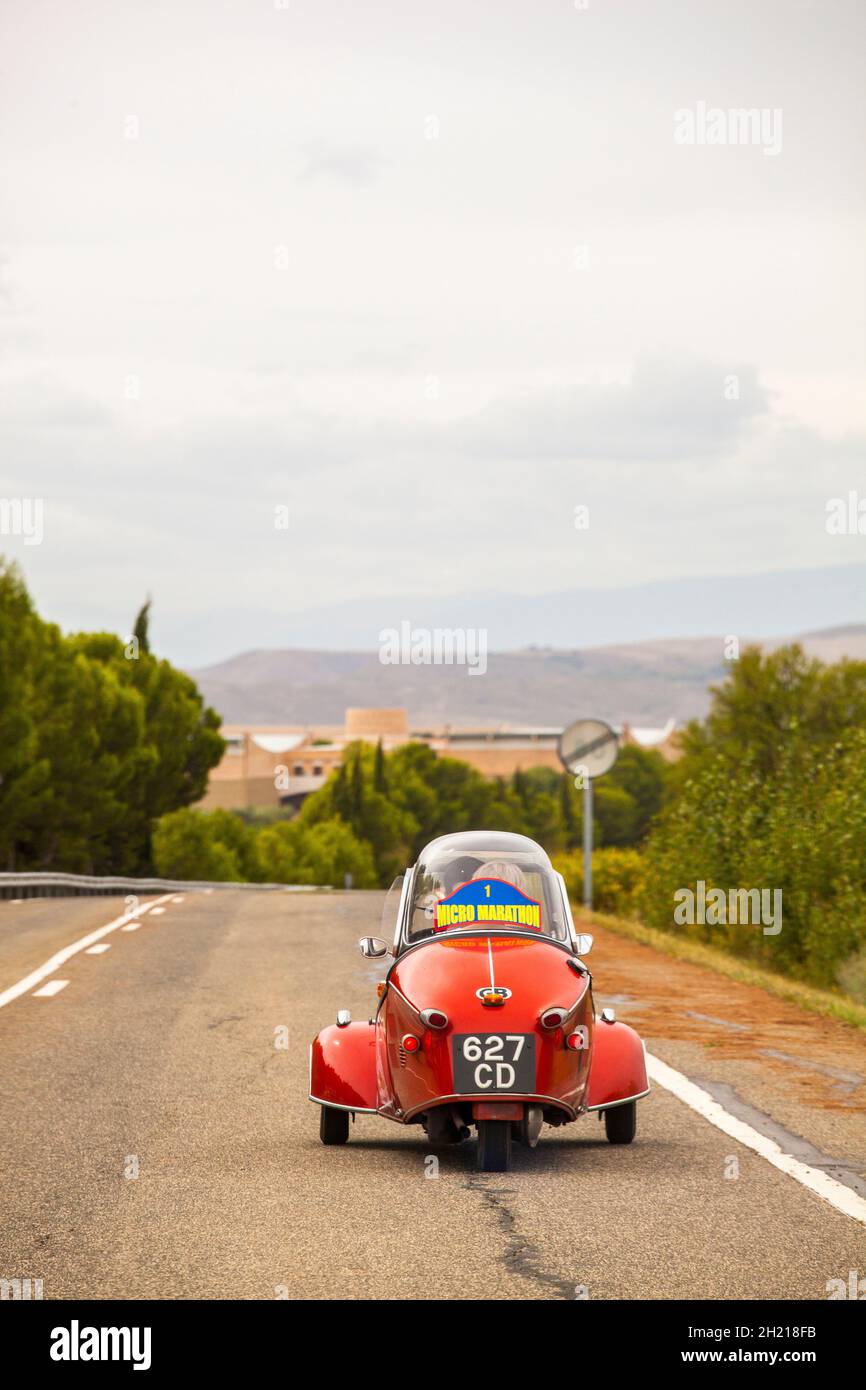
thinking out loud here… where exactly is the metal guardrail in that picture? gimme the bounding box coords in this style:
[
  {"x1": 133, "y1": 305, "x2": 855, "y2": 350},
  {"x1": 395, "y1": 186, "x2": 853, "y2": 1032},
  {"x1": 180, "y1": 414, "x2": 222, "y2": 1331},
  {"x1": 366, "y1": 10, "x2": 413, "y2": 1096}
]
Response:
[{"x1": 0, "y1": 873, "x2": 327, "y2": 900}]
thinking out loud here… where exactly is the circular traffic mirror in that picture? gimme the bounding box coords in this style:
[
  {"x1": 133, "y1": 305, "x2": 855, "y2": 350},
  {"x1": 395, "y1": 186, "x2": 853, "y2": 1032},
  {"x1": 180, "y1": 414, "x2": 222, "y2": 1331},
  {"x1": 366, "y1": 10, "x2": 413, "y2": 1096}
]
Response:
[{"x1": 557, "y1": 717, "x2": 619, "y2": 779}]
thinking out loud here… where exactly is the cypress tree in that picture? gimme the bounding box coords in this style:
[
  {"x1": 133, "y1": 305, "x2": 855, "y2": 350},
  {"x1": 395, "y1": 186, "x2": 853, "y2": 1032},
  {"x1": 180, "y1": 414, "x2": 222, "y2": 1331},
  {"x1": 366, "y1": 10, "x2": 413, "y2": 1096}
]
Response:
[
  {"x1": 373, "y1": 738, "x2": 387, "y2": 793},
  {"x1": 350, "y1": 747, "x2": 364, "y2": 819},
  {"x1": 132, "y1": 596, "x2": 152, "y2": 655}
]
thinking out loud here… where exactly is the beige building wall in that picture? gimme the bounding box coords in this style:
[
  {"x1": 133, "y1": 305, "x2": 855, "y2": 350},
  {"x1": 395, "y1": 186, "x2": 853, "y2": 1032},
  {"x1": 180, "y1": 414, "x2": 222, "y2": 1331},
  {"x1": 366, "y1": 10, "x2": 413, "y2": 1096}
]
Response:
[{"x1": 199, "y1": 708, "x2": 680, "y2": 810}]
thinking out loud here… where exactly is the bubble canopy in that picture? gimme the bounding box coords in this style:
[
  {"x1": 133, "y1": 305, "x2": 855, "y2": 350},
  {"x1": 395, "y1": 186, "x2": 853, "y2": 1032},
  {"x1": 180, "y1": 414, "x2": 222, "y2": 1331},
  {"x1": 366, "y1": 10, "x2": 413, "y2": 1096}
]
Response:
[{"x1": 406, "y1": 832, "x2": 569, "y2": 943}]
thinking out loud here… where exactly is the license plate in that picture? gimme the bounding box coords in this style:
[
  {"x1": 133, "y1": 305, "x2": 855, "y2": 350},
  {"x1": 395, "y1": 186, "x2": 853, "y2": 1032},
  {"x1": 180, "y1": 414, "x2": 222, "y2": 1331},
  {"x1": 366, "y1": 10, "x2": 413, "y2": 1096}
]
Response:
[{"x1": 452, "y1": 1033, "x2": 536, "y2": 1094}]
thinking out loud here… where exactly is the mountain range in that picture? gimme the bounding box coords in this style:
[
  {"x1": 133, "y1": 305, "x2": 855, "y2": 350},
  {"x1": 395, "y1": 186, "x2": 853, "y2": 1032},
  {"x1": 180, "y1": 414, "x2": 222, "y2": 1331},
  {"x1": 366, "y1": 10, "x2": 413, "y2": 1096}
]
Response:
[{"x1": 187, "y1": 624, "x2": 866, "y2": 729}]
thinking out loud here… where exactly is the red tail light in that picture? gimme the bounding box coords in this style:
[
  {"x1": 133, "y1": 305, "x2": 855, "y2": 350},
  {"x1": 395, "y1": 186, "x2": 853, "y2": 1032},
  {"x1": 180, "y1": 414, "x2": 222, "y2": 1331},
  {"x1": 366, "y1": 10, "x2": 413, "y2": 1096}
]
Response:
[{"x1": 401, "y1": 1033, "x2": 421, "y2": 1053}]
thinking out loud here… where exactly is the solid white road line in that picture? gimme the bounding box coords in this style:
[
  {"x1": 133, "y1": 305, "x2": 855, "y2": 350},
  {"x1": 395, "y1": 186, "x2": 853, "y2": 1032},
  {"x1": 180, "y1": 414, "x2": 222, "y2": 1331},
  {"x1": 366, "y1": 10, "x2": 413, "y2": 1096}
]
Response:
[
  {"x1": 85, "y1": 944, "x2": 111, "y2": 955},
  {"x1": 0, "y1": 894, "x2": 175, "y2": 1011},
  {"x1": 32, "y1": 980, "x2": 69, "y2": 998},
  {"x1": 646, "y1": 1053, "x2": 866, "y2": 1229}
]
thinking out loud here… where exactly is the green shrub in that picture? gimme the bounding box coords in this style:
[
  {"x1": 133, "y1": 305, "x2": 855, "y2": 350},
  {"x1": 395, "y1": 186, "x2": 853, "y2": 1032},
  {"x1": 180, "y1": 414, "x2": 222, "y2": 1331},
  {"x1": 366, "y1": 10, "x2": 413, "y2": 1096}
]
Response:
[
  {"x1": 152, "y1": 808, "x2": 244, "y2": 882},
  {"x1": 257, "y1": 816, "x2": 377, "y2": 888},
  {"x1": 554, "y1": 847, "x2": 647, "y2": 918}
]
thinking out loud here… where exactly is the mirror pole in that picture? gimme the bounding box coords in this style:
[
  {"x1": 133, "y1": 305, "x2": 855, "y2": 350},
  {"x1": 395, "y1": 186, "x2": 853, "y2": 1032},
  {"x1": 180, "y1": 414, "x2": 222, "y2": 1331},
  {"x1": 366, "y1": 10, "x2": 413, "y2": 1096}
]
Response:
[{"x1": 583, "y1": 779, "x2": 593, "y2": 911}]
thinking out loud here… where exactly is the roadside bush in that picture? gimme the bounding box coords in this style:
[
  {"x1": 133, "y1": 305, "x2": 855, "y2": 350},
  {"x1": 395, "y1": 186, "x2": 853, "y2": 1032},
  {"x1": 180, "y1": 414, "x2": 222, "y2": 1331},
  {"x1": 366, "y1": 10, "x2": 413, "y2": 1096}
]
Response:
[
  {"x1": 152, "y1": 808, "x2": 245, "y2": 882},
  {"x1": 153, "y1": 808, "x2": 377, "y2": 888},
  {"x1": 256, "y1": 817, "x2": 377, "y2": 888},
  {"x1": 554, "y1": 847, "x2": 647, "y2": 919}
]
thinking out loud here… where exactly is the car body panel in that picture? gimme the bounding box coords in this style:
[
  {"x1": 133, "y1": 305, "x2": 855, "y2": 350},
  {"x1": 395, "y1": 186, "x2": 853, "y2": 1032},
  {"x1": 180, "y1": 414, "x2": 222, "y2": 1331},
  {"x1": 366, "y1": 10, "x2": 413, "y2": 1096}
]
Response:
[
  {"x1": 380, "y1": 934, "x2": 592, "y2": 1120},
  {"x1": 310, "y1": 1021, "x2": 379, "y2": 1112},
  {"x1": 586, "y1": 1019, "x2": 649, "y2": 1109}
]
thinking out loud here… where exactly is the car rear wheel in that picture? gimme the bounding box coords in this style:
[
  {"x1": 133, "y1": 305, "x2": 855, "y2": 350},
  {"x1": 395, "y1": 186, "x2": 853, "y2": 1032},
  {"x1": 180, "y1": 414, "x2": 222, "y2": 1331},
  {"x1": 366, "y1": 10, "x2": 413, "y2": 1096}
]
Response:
[
  {"x1": 319, "y1": 1105, "x2": 350, "y2": 1145},
  {"x1": 476, "y1": 1119, "x2": 511, "y2": 1171},
  {"x1": 604, "y1": 1102, "x2": 636, "y2": 1144}
]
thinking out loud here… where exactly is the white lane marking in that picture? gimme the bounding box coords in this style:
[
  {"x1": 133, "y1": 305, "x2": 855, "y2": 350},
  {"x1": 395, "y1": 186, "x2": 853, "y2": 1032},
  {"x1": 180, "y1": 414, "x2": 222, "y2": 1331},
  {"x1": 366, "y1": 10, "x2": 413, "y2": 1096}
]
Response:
[
  {"x1": 646, "y1": 1053, "x2": 866, "y2": 1229},
  {"x1": 121, "y1": 922, "x2": 141, "y2": 932},
  {"x1": 85, "y1": 944, "x2": 111, "y2": 955},
  {"x1": 32, "y1": 979, "x2": 69, "y2": 998},
  {"x1": 149, "y1": 907, "x2": 166, "y2": 915},
  {"x1": 487, "y1": 937, "x2": 495, "y2": 990},
  {"x1": 0, "y1": 894, "x2": 175, "y2": 1011},
  {"x1": 172, "y1": 896, "x2": 185, "y2": 903}
]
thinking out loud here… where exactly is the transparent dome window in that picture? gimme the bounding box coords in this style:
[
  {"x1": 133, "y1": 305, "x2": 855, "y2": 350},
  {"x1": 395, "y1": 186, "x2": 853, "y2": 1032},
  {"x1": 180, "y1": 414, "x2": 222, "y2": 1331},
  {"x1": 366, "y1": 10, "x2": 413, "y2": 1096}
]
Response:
[{"x1": 407, "y1": 838, "x2": 567, "y2": 944}]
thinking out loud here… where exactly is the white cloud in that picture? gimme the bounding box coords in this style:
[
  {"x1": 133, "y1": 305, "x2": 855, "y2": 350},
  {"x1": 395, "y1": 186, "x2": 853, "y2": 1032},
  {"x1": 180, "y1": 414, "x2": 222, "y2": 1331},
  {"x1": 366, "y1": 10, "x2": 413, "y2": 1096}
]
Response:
[{"x1": 0, "y1": 0, "x2": 863, "y2": 663}]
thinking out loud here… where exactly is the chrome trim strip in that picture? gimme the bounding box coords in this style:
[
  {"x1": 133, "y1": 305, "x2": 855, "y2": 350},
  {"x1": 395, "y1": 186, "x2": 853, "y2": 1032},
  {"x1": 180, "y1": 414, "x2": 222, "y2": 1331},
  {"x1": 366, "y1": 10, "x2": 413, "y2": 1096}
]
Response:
[
  {"x1": 308, "y1": 1094, "x2": 378, "y2": 1114},
  {"x1": 385, "y1": 980, "x2": 422, "y2": 1018},
  {"x1": 556, "y1": 870, "x2": 579, "y2": 950},
  {"x1": 558, "y1": 980, "x2": 590, "y2": 1025},
  {"x1": 586, "y1": 1086, "x2": 651, "y2": 1112},
  {"x1": 393, "y1": 867, "x2": 414, "y2": 953}
]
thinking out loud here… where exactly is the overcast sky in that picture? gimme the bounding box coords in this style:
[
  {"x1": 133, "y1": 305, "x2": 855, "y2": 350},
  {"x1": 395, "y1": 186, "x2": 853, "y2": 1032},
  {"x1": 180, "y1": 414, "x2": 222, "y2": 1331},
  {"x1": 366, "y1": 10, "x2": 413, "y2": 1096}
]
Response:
[{"x1": 1, "y1": 0, "x2": 863, "y2": 664}]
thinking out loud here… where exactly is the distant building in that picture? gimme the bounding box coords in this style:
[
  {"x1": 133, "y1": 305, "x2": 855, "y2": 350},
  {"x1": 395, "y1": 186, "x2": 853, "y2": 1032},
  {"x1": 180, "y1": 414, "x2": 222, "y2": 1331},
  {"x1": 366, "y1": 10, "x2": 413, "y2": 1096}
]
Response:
[{"x1": 200, "y1": 708, "x2": 680, "y2": 811}]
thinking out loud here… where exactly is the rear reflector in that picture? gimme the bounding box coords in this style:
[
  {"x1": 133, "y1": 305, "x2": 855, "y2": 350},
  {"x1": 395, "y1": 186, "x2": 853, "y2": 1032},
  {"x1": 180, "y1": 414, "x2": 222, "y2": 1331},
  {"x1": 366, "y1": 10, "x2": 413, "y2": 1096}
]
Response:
[
  {"x1": 401, "y1": 1033, "x2": 421, "y2": 1053},
  {"x1": 473, "y1": 1101, "x2": 524, "y2": 1121},
  {"x1": 420, "y1": 1008, "x2": 449, "y2": 1029},
  {"x1": 541, "y1": 1007, "x2": 566, "y2": 1029}
]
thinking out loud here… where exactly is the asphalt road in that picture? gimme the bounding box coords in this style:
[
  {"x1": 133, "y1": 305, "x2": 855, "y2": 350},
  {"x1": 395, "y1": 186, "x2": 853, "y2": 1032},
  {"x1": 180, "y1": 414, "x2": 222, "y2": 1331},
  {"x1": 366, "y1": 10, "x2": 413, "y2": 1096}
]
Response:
[{"x1": 1, "y1": 890, "x2": 865, "y2": 1301}]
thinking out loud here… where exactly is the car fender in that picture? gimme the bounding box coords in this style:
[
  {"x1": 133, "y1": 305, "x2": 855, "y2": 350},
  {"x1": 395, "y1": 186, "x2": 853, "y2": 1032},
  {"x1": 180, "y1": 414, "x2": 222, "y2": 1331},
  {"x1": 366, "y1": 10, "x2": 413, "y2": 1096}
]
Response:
[
  {"x1": 310, "y1": 1021, "x2": 379, "y2": 1112},
  {"x1": 586, "y1": 1018, "x2": 649, "y2": 1110}
]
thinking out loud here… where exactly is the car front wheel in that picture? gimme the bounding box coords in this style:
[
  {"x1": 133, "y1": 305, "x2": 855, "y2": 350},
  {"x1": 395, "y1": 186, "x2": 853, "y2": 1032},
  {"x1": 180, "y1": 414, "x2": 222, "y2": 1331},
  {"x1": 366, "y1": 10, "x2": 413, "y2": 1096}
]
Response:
[
  {"x1": 476, "y1": 1119, "x2": 511, "y2": 1171},
  {"x1": 319, "y1": 1105, "x2": 350, "y2": 1145},
  {"x1": 604, "y1": 1102, "x2": 636, "y2": 1144}
]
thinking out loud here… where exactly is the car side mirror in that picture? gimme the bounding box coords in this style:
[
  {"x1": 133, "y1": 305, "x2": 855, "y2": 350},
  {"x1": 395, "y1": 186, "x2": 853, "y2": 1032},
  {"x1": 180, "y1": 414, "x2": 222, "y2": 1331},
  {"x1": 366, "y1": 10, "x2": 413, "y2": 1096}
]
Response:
[
  {"x1": 358, "y1": 936, "x2": 391, "y2": 959},
  {"x1": 575, "y1": 932, "x2": 593, "y2": 956}
]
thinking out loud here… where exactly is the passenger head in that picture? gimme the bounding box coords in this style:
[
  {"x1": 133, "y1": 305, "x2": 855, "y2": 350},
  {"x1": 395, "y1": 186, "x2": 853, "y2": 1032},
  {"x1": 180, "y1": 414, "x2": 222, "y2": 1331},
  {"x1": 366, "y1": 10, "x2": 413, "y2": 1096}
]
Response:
[{"x1": 472, "y1": 860, "x2": 528, "y2": 892}]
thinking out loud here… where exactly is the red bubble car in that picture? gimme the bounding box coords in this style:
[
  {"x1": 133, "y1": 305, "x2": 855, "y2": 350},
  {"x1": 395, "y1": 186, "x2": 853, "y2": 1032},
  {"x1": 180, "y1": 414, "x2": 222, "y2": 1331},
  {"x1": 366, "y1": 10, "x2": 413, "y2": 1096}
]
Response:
[{"x1": 309, "y1": 831, "x2": 649, "y2": 1170}]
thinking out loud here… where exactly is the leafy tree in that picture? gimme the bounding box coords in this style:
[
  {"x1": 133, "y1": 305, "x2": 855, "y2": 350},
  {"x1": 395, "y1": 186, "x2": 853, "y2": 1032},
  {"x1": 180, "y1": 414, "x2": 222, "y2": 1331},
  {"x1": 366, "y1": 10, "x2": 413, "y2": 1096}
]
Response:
[
  {"x1": 301, "y1": 741, "x2": 416, "y2": 882},
  {"x1": 0, "y1": 562, "x2": 52, "y2": 868},
  {"x1": 152, "y1": 808, "x2": 243, "y2": 881},
  {"x1": 0, "y1": 560, "x2": 224, "y2": 873},
  {"x1": 642, "y1": 647, "x2": 866, "y2": 986},
  {"x1": 257, "y1": 816, "x2": 377, "y2": 887},
  {"x1": 607, "y1": 745, "x2": 668, "y2": 840},
  {"x1": 593, "y1": 783, "x2": 639, "y2": 847},
  {"x1": 558, "y1": 773, "x2": 577, "y2": 848},
  {"x1": 70, "y1": 631, "x2": 225, "y2": 868},
  {"x1": 675, "y1": 644, "x2": 866, "y2": 782}
]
